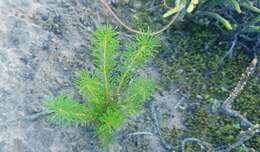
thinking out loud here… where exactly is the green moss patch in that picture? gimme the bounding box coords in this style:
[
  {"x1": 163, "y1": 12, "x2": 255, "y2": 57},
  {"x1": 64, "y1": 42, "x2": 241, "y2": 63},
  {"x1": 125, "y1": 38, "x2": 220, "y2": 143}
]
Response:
[{"x1": 157, "y1": 23, "x2": 259, "y2": 150}]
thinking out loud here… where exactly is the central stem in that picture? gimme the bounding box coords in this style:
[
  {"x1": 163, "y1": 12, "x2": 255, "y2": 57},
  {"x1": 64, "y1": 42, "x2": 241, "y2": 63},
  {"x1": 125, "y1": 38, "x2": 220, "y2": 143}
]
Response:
[{"x1": 103, "y1": 35, "x2": 110, "y2": 106}]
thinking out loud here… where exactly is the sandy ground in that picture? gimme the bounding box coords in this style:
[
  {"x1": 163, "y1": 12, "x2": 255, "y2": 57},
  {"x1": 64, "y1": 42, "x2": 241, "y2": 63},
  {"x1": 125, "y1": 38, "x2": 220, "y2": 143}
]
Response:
[{"x1": 0, "y1": 0, "x2": 184, "y2": 151}]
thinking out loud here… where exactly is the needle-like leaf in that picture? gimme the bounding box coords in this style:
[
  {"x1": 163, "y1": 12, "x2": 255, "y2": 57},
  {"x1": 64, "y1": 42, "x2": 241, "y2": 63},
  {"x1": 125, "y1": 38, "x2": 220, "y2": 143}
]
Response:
[
  {"x1": 115, "y1": 34, "x2": 159, "y2": 96},
  {"x1": 91, "y1": 26, "x2": 119, "y2": 103},
  {"x1": 45, "y1": 95, "x2": 89, "y2": 126}
]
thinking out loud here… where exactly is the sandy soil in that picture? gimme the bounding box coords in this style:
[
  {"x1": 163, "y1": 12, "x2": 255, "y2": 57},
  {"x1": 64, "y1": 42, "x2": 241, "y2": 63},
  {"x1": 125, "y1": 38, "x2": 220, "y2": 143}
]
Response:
[{"x1": 0, "y1": 0, "x2": 184, "y2": 152}]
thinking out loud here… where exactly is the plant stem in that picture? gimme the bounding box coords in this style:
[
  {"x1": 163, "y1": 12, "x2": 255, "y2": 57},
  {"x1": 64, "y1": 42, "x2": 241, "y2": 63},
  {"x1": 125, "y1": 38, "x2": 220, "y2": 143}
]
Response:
[
  {"x1": 115, "y1": 46, "x2": 145, "y2": 97},
  {"x1": 103, "y1": 35, "x2": 110, "y2": 106}
]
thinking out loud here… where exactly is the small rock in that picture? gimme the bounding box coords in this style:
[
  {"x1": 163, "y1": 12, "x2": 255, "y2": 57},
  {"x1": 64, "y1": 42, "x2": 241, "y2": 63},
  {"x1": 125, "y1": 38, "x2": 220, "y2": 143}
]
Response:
[
  {"x1": 109, "y1": 142, "x2": 122, "y2": 152},
  {"x1": 108, "y1": 0, "x2": 129, "y2": 5},
  {"x1": 13, "y1": 138, "x2": 30, "y2": 152},
  {"x1": 55, "y1": 77, "x2": 65, "y2": 86},
  {"x1": 25, "y1": 102, "x2": 42, "y2": 115},
  {"x1": 131, "y1": 1, "x2": 142, "y2": 9}
]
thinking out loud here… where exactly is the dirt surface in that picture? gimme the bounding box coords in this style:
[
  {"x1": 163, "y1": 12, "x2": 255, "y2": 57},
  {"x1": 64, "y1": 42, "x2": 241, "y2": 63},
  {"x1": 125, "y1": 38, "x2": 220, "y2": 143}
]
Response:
[{"x1": 0, "y1": 0, "x2": 184, "y2": 152}]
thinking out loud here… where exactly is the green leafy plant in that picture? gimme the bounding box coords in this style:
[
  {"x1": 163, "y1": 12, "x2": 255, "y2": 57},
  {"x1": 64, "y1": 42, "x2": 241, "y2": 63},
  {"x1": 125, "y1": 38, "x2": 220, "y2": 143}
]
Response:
[
  {"x1": 163, "y1": 0, "x2": 260, "y2": 32},
  {"x1": 233, "y1": 146, "x2": 247, "y2": 152},
  {"x1": 45, "y1": 26, "x2": 159, "y2": 147}
]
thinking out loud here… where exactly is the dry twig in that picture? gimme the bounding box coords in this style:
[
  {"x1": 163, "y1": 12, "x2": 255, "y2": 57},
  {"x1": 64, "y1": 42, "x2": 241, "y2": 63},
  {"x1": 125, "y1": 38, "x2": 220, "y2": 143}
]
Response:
[
  {"x1": 99, "y1": 0, "x2": 179, "y2": 35},
  {"x1": 23, "y1": 111, "x2": 51, "y2": 121},
  {"x1": 150, "y1": 101, "x2": 173, "y2": 151},
  {"x1": 222, "y1": 57, "x2": 257, "y2": 128},
  {"x1": 181, "y1": 138, "x2": 213, "y2": 152}
]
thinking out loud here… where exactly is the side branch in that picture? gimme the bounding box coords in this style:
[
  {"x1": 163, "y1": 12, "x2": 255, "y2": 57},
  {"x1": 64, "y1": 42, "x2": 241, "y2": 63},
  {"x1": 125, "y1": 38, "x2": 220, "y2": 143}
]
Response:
[
  {"x1": 216, "y1": 125, "x2": 260, "y2": 152},
  {"x1": 149, "y1": 101, "x2": 172, "y2": 151},
  {"x1": 181, "y1": 138, "x2": 213, "y2": 152},
  {"x1": 222, "y1": 57, "x2": 257, "y2": 127},
  {"x1": 23, "y1": 111, "x2": 51, "y2": 121},
  {"x1": 219, "y1": 33, "x2": 238, "y2": 65}
]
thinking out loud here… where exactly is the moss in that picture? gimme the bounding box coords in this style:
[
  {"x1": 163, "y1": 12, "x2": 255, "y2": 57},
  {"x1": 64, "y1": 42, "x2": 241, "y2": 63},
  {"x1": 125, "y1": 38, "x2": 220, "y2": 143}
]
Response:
[
  {"x1": 184, "y1": 143, "x2": 202, "y2": 152},
  {"x1": 161, "y1": 127, "x2": 182, "y2": 148},
  {"x1": 231, "y1": 146, "x2": 247, "y2": 152},
  {"x1": 185, "y1": 105, "x2": 243, "y2": 146},
  {"x1": 158, "y1": 26, "x2": 251, "y2": 101},
  {"x1": 156, "y1": 22, "x2": 259, "y2": 149},
  {"x1": 232, "y1": 76, "x2": 260, "y2": 124},
  {"x1": 245, "y1": 135, "x2": 260, "y2": 151}
]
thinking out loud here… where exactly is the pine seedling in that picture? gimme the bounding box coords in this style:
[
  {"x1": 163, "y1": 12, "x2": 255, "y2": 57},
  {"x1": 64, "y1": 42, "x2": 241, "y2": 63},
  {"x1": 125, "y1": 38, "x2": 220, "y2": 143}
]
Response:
[{"x1": 45, "y1": 26, "x2": 160, "y2": 147}]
